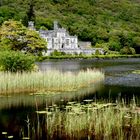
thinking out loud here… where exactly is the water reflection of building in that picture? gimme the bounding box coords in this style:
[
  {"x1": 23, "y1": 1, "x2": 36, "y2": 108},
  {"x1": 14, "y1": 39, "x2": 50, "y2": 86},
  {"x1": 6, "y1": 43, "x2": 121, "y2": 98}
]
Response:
[{"x1": 28, "y1": 21, "x2": 104, "y2": 55}]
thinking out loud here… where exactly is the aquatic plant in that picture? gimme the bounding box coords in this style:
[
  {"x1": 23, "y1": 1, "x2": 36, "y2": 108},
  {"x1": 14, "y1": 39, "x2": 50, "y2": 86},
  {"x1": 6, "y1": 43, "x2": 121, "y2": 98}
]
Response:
[
  {"x1": 0, "y1": 69, "x2": 104, "y2": 95},
  {"x1": 132, "y1": 70, "x2": 140, "y2": 74},
  {"x1": 32, "y1": 100, "x2": 140, "y2": 140}
]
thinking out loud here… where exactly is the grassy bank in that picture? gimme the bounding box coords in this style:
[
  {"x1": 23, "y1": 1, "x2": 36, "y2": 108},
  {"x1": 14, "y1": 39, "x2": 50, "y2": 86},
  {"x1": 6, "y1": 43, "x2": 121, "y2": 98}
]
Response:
[
  {"x1": 38, "y1": 54, "x2": 140, "y2": 61},
  {"x1": 0, "y1": 70, "x2": 104, "y2": 95},
  {"x1": 21, "y1": 99, "x2": 140, "y2": 140}
]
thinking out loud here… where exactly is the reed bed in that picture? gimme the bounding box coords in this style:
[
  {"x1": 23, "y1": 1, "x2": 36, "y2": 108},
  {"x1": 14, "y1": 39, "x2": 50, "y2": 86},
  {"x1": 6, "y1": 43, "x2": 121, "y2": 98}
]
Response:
[
  {"x1": 32, "y1": 100, "x2": 140, "y2": 140},
  {"x1": 0, "y1": 69, "x2": 104, "y2": 95}
]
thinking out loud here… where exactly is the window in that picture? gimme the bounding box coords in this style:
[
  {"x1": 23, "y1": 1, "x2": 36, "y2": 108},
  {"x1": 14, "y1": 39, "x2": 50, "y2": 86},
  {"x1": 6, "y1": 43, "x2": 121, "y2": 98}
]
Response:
[
  {"x1": 66, "y1": 39, "x2": 69, "y2": 45},
  {"x1": 47, "y1": 38, "x2": 51, "y2": 42}
]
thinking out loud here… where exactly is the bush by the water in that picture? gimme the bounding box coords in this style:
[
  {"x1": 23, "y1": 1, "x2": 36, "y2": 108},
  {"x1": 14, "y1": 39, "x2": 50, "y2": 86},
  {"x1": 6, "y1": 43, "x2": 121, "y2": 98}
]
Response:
[
  {"x1": 0, "y1": 51, "x2": 35, "y2": 72},
  {"x1": 50, "y1": 50, "x2": 66, "y2": 56},
  {"x1": 120, "y1": 47, "x2": 136, "y2": 55}
]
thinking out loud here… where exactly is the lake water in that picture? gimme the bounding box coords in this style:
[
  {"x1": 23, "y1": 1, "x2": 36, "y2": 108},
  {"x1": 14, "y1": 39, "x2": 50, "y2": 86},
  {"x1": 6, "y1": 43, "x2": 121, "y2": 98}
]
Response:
[
  {"x1": 1, "y1": 58, "x2": 140, "y2": 139},
  {"x1": 37, "y1": 58, "x2": 140, "y2": 101}
]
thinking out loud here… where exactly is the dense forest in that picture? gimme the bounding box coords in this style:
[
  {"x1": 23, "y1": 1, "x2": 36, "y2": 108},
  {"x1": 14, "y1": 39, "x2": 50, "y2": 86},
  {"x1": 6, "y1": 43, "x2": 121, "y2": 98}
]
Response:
[{"x1": 0, "y1": 0, "x2": 140, "y2": 54}]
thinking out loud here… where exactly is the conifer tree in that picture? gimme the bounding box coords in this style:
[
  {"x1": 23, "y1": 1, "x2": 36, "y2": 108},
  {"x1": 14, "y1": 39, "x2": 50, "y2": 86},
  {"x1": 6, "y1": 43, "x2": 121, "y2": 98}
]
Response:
[
  {"x1": 23, "y1": 0, "x2": 36, "y2": 26},
  {"x1": 27, "y1": 0, "x2": 35, "y2": 21}
]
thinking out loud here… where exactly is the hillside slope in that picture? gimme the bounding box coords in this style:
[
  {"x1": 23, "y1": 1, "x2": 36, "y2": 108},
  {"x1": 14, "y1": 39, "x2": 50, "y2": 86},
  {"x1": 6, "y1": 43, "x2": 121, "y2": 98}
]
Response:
[{"x1": 0, "y1": 0, "x2": 140, "y2": 52}]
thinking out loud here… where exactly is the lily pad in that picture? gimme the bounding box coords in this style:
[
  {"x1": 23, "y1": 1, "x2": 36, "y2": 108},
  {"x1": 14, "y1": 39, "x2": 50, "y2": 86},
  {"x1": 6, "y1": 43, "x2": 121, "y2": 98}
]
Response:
[
  {"x1": 36, "y1": 111, "x2": 52, "y2": 115},
  {"x1": 2, "y1": 132, "x2": 7, "y2": 135},
  {"x1": 8, "y1": 136, "x2": 14, "y2": 139},
  {"x1": 132, "y1": 70, "x2": 140, "y2": 74},
  {"x1": 22, "y1": 137, "x2": 30, "y2": 140}
]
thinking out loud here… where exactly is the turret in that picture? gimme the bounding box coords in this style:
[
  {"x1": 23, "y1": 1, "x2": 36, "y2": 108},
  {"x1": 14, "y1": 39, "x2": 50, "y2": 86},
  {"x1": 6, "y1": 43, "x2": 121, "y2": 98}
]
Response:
[
  {"x1": 54, "y1": 21, "x2": 58, "y2": 30},
  {"x1": 28, "y1": 21, "x2": 35, "y2": 30}
]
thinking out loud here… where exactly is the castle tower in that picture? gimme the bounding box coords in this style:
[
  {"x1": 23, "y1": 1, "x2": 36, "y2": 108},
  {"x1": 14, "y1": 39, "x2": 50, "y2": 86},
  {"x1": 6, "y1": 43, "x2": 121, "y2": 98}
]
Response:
[
  {"x1": 28, "y1": 21, "x2": 35, "y2": 30},
  {"x1": 54, "y1": 21, "x2": 58, "y2": 30}
]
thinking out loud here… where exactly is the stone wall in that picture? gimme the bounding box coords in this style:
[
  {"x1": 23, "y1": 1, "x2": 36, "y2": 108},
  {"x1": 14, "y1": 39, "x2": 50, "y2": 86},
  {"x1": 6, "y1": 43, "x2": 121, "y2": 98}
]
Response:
[
  {"x1": 78, "y1": 41, "x2": 92, "y2": 49},
  {"x1": 45, "y1": 48, "x2": 104, "y2": 56}
]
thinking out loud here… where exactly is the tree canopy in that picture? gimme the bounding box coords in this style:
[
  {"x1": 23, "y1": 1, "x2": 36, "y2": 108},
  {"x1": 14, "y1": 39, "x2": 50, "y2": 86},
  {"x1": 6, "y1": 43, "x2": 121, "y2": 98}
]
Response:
[{"x1": 0, "y1": 20, "x2": 47, "y2": 55}]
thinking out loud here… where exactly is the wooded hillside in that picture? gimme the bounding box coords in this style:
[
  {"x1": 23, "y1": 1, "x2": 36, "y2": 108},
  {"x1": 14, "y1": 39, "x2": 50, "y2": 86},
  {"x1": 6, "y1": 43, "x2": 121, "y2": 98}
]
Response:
[{"x1": 0, "y1": 0, "x2": 140, "y2": 53}]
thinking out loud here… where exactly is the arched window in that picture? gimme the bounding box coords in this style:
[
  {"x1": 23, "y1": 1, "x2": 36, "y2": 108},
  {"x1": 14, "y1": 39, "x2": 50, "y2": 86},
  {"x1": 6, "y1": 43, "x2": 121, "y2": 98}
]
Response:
[{"x1": 62, "y1": 43, "x2": 64, "y2": 48}]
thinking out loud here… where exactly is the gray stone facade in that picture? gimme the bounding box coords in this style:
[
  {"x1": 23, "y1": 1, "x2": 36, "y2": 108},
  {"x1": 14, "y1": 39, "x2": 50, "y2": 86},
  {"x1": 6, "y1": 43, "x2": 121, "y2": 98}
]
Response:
[{"x1": 28, "y1": 21, "x2": 104, "y2": 55}]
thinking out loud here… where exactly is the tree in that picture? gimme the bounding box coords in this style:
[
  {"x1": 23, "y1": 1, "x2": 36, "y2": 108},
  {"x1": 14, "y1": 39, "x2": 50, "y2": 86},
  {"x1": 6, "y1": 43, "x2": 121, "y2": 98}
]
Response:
[
  {"x1": 0, "y1": 6, "x2": 17, "y2": 25},
  {"x1": 23, "y1": 0, "x2": 36, "y2": 26},
  {"x1": 120, "y1": 47, "x2": 136, "y2": 55},
  {"x1": 25, "y1": 29, "x2": 47, "y2": 55},
  {"x1": 109, "y1": 40, "x2": 121, "y2": 51},
  {"x1": 133, "y1": 36, "x2": 140, "y2": 53},
  {"x1": 0, "y1": 20, "x2": 47, "y2": 55},
  {"x1": 27, "y1": 0, "x2": 35, "y2": 21},
  {"x1": 0, "y1": 20, "x2": 26, "y2": 50}
]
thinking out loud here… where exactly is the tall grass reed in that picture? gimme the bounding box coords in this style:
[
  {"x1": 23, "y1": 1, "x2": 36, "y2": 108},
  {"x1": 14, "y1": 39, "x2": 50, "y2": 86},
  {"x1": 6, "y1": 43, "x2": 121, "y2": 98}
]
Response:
[
  {"x1": 0, "y1": 69, "x2": 104, "y2": 95},
  {"x1": 32, "y1": 99, "x2": 140, "y2": 140}
]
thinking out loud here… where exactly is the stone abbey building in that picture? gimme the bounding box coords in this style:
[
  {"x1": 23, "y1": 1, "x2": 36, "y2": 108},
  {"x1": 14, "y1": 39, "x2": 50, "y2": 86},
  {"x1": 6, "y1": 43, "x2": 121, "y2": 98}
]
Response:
[{"x1": 28, "y1": 21, "x2": 104, "y2": 55}]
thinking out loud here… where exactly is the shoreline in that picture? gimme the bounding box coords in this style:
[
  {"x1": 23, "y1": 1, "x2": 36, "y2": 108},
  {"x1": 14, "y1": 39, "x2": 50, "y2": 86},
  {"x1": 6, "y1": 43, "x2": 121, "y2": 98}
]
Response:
[{"x1": 38, "y1": 54, "x2": 140, "y2": 61}]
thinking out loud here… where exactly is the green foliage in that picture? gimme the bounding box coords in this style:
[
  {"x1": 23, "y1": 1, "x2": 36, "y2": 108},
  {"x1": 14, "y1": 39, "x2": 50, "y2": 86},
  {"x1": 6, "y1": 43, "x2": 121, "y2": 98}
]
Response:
[
  {"x1": 27, "y1": 0, "x2": 35, "y2": 22},
  {"x1": 133, "y1": 36, "x2": 140, "y2": 47},
  {"x1": 103, "y1": 46, "x2": 109, "y2": 54},
  {"x1": 132, "y1": 36, "x2": 140, "y2": 53},
  {"x1": 95, "y1": 43, "x2": 109, "y2": 48},
  {"x1": 0, "y1": 51, "x2": 35, "y2": 72},
  {"x1": 130, "y1": 47, "x2": 136, "y2": 55},
  {"x1": 0, "y1": 20, "x2": 47, "y2": 55},
  {"x1": 0, "y1": 20, "x2": 26, "y2": 49},
  {"x1": 95, "y1": 43, "x2": 101, "y2": 48},
  {"x1": 95, "y1": 49, "x2": 100, "y2": 55},
  {"x1": 79, "y1": 52, "x2": 84, "y2": 56},
  {"x1": 120, "y1": 47, "x2": 136, "y2": 55},
  {"x1": 0, "y1": 0, "x2": 140, "y2": 53},
  {"x1": 51, "y1": 50, "x2": 61, "y2": 56},
  {"x1": 36, "y1": 17, "x2": 54, "y2": 30},
  {"x1": 50, "y1": 50, "x2": 66, "y2": 56},
  {"x1": 107, "y1": 51, "x2": 120, "y2": 55},
  {"x1": 109, "y1": 41, "x2": 121, "y2": 51},
  {"x1": 25, "y1": 29, "x2": 47, "y2": 55},
  {"x1": 0, "y1": 6, "x2": 17, "y2": 24}
]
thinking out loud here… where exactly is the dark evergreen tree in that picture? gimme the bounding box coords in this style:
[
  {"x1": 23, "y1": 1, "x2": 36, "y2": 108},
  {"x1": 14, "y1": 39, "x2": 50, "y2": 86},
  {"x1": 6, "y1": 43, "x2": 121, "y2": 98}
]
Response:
[
  {"x1": 27, "y1": 0, "x2": 35, "y2": 21},
  {"x1": 23, "y1": 0, "x2": 35, "y2": 26}
]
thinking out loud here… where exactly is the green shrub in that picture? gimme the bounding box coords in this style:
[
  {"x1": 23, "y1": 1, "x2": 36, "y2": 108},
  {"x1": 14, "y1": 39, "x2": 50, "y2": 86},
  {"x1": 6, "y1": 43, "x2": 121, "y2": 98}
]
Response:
[
  {"x1": 109, "y1": 41, "x2": 121, "y2": 51},
  {"x1": 79, "y1": 52, "x2": 84, "y2": 56},
  {"x1": 130, "y1": 47, "x2": 136, "y2": 55},
  {"x1": 95, "y1": 49, "x2": 100, "y2": 55},
  {"x1": 95, "y1": 43, "x2": 101, "y2": 48},
  {"x1": 0, "y1": 51, "x2": 35, "y2": 72},
  {"x1": 103, "y1": 46, "x2": 109, "y2": 54},
  {"x1": 51, "y1": 50, "x2": 62, "y2": 56},
  {"x1": 74, "y1": 52, "x2": 79, "y2": 55},
  {"x1": 61, "y1": 52, "x2": 66, "y2": 55},
  {"x1": 107, "y1": 50, "x2": 120, "y2": 55},
  {"x1": 120, "y1": 47, "x2": 136, "y2": 55}
]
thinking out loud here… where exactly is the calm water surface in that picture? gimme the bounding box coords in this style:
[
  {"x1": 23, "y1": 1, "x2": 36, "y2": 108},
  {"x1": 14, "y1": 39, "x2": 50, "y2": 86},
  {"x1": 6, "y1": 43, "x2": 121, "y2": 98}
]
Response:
[
  {"x1": 38, "y1": 58, "x2": 140, "y2": 100},
  {"x1": 1, "y1": 58, "x2": 140, "y2": 139}
]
